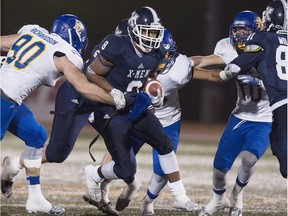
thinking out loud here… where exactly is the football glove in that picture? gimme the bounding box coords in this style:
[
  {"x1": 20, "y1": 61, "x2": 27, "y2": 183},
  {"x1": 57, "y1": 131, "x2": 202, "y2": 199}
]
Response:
[
  {"x1": 237, "y1": 75, "x2": 261, "y2": 87},
  {"x1": 219, "y1": 63, "x2": 241, "y2": 81},
  {"x1": 109, "y1": 88, "x2": 126, "y2": 110},
  {"x1": 150, "y1": 88, "x2": 164, "y2": 108}
]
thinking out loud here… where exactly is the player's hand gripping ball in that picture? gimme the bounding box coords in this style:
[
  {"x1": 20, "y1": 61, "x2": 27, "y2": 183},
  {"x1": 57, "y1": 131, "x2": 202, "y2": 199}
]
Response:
[{"x1": 143, "y1": 78, "x2": 165, "y2": 107}]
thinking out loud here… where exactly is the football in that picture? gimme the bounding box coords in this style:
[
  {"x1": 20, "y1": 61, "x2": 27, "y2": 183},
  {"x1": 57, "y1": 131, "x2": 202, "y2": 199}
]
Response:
[{"x1": 143, "y1": 77, "x2": 164, "y2": 97}]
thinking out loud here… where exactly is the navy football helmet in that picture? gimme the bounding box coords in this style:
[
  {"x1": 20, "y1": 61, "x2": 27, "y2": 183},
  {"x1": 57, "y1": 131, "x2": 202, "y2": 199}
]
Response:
[
  {"x1": 157, "y1": 29, "x2": 177, "y2": 74},
  {"x1": 114, "y1": 19, "x2": 129, "y2": 35},
  {"x1": 51, "y1": 14, "x2": 88, "y2": 56},
  {"x1": 230, "y1": 11, "x2": 262, "y2": 51},
  {"x1": 262, "y1": 0, "x2": 287, "y2": 32},
  {"x1": 128, "y1": 6, "x2": 164, "y2": 53}
]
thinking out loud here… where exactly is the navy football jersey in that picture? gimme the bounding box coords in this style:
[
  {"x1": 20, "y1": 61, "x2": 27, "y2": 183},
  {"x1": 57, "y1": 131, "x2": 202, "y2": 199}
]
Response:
[
  {"x1": 97, "y1": 34, "x2": 164, "y2": 92},
  {"x1": 232, "y1": 31, "x2": 287, "y2": 106}
]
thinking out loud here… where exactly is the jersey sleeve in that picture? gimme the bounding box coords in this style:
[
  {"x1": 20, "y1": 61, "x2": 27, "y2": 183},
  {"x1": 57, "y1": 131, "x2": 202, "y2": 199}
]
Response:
[
  {"x1": 98, "y1": 34, "x2": 125, "y2": 65},
  {"x1": 214, "y1": 38, "x2": 238, "y2": 64},
  {"x1": 161, "y1": 54, "x2": 192, "y2": 93},
  {"x1": 17, "y1": 25, "x2": 49, "y2": 34}
]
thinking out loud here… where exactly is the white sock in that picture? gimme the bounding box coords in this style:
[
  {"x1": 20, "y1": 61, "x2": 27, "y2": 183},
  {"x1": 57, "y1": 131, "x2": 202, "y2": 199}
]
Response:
[
  {"x1": 27, "y1": 184, "x2": 45, "y2": 200},
  {"x1": 91, "y1": 166, "x2": 104, "y2": 183},
  {"x1": 168, "y1": 180, "x2": 189, "y2": 202}
]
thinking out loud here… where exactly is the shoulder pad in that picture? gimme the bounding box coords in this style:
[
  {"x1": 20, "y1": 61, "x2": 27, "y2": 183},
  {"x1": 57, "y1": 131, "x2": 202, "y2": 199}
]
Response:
[
  {"x1": 244, "y1": 44, "x2": 263, "y2": 53},
  {"x1": 99, "y1": 34, "x2": 125, "y2": 56}
]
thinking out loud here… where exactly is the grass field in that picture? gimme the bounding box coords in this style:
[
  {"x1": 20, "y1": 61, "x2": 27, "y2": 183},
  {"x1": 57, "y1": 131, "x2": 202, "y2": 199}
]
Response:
[{"x1": 1, "y1": 123, "x2": 287, "y2": 215}]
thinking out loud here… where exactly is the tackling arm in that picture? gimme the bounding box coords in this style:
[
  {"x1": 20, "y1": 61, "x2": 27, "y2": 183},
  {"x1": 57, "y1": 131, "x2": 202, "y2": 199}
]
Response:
[
  {"x1": 190, "y1": 54, "x2": 225, "y2": 82},
  {"x1": 54, "y1": 56, "x2": 114, "y2": 105},
  {"x1": 0, "y1": 34, "x2": 20, "y2": 52}
]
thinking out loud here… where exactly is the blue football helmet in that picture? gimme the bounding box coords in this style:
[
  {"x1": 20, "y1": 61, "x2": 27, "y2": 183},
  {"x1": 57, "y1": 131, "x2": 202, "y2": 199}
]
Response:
[
  {"x1": 229, "y1": 11, "x2": 262, "y2": 51},
  {"x1": 262, "y1": 0, "x2": 287, "y2": 32},
  {"x1": 114, "y1": 19, "x2": 129, "y2": 35},
  {"x1": 51, "y1": 14, "x2": 88, "y2": 56},
  {"x1": 128, "y1": 6, "x2": 164, "y2": 53},
  {"x1": 157, "y1": 29, "x2": 177, "y2": 74}
]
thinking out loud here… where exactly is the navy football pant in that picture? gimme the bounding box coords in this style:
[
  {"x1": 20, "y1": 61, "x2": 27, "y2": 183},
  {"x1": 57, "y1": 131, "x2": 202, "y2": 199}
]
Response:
[
  {"x1": 46, "y1": 81, "x2": 96, "y2": 163},
  {"x1": 270, "y1": 104, "x2": 287, "y2": 178},
  {"x1": 92, "y1": 105, "x2": 173, "y2": 182}
]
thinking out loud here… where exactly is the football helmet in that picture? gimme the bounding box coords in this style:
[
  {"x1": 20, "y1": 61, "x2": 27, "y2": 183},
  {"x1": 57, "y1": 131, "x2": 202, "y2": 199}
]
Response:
[
  {"x1": 262, "y1": 0, "x2": 287, "y2": 32},
  {"x1": 114, "y1": 19, "x2": 129, "y2": 35},
  {"x1": 128, "y1": 6, "x2": 164, "y2": 53},
  {"x1": 157, "y1": 29, "x2": 177, "y2": 74},
  {"x1": 51, "y1": 14, "x2": 88, "y2": 56},
  {"x1": 229, "y1": 11, "x2": 262, "y2": 51}
]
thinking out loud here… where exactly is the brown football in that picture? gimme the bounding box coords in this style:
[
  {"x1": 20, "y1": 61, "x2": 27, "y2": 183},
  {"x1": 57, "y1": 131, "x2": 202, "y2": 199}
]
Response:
[{"x1": 143, "y1": 78, "x2": 163, "y2": 97}]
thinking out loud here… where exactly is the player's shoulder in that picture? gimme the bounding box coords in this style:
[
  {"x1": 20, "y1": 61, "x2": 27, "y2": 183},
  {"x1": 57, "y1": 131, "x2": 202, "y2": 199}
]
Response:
[
  {"x1": 18, "y1": 24, "x2": 49, "y2": 35},
  {"x1": 99, "y1": 34, "x2": 128, "y2": 56},
  {"x1": 214, "y1": 37, "x2": 233, "y2": 53},
  {"x1": 245, "y1": 31, "x2": 282, "y2": 52},
  {"x1": 216, "y1": 37, "x2": 231, "y2": 47}
]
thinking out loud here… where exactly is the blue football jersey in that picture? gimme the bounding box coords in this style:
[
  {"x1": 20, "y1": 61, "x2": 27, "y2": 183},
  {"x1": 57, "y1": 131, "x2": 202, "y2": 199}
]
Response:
[
  {"x1": 232, "y1": 31, "x2": 287, "y2": 106},
  {"x1": 97, "y1": 34, "x2": 164, "y2": 92}
]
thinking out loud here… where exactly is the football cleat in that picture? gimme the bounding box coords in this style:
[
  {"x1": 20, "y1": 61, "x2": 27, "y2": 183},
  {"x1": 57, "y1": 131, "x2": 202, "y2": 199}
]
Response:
[
  {"x1": 229, "y1": 207, "x2": 243, "y2": 216},
  {"x1": 82, "y1": 165, "x2": 102, "y2": 208},
  {"x1": 198, "y1": 207, "x2": 212, "y2": 216},
  {"x1": 140, "y1": 198, "x2": 154, "y2": 216},
  {"x1": 203, "y1": 193, "x2": 230, "y2": 215},
  {"x1": 1, "y1": 156, "x2": 22, "y2": 198},
  {"x1": 98, "y1": 201, "x2": 119, "y2": 216},
  {"x1": 229, "y1": 190, "x2": 243, "y2": 216},
  {"x1": 173, "y1": 198, "x2": 201, "y2": 213},
  {"x1": 26, "y1": 198, "x2": 65, "y2": 215},
  {"x1": 115, "y1": 178, "x2": 142, "y2": 211}
]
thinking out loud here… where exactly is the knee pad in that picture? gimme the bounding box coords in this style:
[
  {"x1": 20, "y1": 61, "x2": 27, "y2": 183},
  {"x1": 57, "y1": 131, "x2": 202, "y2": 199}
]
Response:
[
  {"x1": 23, "y1": 146, "x2": 42, "y2": 168},
  {"x1": 159, "y1": 151, "x2": 179, "y2": 174},
  {"x1": 241, "y1": 151, "x2": 258, "y2": 170},
  {"x1": 101, "y1": 161, "x2": 118, "y2": 179}
]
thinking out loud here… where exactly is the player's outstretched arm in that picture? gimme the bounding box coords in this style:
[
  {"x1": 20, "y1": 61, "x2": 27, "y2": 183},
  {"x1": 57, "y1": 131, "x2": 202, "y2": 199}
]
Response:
[
  {"x1": 54, "y1": 55, "x2": 114, "y2": 105},
  {"x1": 193, "y1": 67, "x2": 223, "y2": 82},
  {"x1": 0, "y1": 34, "x2": 20, "y2": 52}
]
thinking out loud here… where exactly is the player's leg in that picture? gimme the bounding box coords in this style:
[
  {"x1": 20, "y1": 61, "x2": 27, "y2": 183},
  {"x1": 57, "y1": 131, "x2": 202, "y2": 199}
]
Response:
[
  {"x1": 83, "y1": 107, "x2": 138, "y2": 210},
  {"x1": 229, "y1": 121, "x2": 271, "y2": 216},
  {"x1": 270, "y1": 104, "x2": 287, "y2": 178},
  {"x1": 141, "y1": 120, "x2": 180, "y2": 214},
  {"x1": 200, "y1": 115, "x2": 244, "y2": 216},
  {"x1": 4, "y1": 103, "x2": 64, "y2": 214},
  {"x1": 1, "y1": 97, "x2": 21, "y2": 197},
  {"x1": 45, "y1": 81, "x2": 94, "y2": 163},
  {"x1": 132, "y1": 111, "x2": 200, "y2": 213},
  {"x1": 1, "y1": 81, "x2": 93, "y2": 197}
]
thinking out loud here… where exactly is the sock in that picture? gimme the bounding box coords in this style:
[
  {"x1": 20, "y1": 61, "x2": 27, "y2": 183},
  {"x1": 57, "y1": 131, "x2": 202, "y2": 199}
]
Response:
[{"x1": 168, "y1": 180, "x2": 189, "y2": 202}]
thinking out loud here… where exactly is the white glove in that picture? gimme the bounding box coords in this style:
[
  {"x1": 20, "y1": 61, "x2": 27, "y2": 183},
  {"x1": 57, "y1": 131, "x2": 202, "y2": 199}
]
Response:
[
  {"x1": 109, "y1": 88, "x2": 126, "y2": 110},
  {"x1": 219, "y1": 63, "x2": 241, "y2": 80},
  {"x1": 150, "y1": 88, "x2": 164, "y2": 108},
  {"x1": 237, "y1": 75, "x2": 261, "y2": 87}
]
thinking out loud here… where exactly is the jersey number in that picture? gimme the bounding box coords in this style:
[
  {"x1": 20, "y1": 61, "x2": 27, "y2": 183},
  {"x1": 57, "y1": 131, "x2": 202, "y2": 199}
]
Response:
[
  {"x1": 276, "y1": 45, "x2": 287, "y2": 80},
  {"x1": 7, "y1": 34, "x2": 45, "y2": 69}
]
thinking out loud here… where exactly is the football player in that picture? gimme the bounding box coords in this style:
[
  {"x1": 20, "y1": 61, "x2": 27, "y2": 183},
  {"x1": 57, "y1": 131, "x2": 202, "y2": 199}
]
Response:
[
  {"x1": 0, "y1": 14, "x2": 116, "y2": 214},
  {"x1": 81, "y1": 6, "x2": 201, "y2": 215},
  {"x1": 219, "y1": 0, "x2": 287, "y2": 180},
  {"x1": 0, "y1": 19, "x2": 131, "y2": 216},
  {"x1": 96, "y1": 26, "x2": 230, "y2": 215},
  {"x1": 192, "y1": 11, "x2": 273, "y2": 216}
]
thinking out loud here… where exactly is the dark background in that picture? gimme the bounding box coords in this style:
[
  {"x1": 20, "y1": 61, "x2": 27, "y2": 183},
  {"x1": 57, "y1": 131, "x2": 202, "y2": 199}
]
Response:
[{"x1": 1, "y1": 0, "x2": 270, "y2": 123}]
